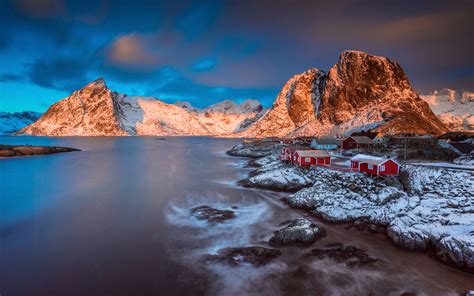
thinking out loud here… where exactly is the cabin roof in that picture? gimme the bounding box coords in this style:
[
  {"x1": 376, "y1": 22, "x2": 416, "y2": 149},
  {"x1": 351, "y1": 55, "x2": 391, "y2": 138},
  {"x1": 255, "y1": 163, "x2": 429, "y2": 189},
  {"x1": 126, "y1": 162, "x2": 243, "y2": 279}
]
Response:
[
  {"x1": 347, "y1": 136, "x2": 374, "y2": 144},
  {"x1": 350, "y1": 131, "x2": 380, "y2": 140},
  {"x1": 351, "y1": 154, "x2": 398, "y2": 166},
  {"x1": 295, "y1": 149, "x2": 330, "y2": 157},
  {"x1": 287, "y1": 146, "x2": 312, "y2": 153}
]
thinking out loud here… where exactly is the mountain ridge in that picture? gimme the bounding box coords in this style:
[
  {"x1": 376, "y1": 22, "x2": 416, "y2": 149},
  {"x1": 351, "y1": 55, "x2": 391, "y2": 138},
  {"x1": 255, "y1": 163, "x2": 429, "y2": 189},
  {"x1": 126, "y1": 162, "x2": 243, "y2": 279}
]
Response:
[{"x1": 18, "y1": 50, "x2": 450, "y2": 137}]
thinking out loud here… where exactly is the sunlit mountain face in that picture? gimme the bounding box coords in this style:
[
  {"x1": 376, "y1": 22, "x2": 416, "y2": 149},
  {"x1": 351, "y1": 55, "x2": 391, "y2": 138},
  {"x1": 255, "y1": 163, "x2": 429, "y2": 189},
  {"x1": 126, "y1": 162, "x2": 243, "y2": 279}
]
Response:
[{"x1": 0, "y1": 0, "x2": 472, "y2": 113}]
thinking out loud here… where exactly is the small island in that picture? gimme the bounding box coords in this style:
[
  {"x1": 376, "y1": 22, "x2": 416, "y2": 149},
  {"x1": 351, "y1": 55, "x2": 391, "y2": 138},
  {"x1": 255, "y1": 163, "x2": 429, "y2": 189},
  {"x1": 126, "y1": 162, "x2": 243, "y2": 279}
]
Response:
[{"x1": 0, "y1": 144, "x2": 80, "y2": 157}]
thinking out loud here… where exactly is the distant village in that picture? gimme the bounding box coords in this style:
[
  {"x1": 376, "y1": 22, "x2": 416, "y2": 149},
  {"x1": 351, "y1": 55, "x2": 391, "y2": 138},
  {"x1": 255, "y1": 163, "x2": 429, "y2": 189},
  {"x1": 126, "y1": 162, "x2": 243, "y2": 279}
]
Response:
[{"x1": 262, "y1": 131, "x2": 474, "y2": 178}]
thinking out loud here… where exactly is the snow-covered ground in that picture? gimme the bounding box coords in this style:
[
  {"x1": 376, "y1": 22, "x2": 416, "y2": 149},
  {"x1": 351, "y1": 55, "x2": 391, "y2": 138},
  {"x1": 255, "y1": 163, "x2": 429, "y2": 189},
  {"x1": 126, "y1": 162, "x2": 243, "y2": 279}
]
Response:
[
  {"x1": 238, "y1": 153, "x2": 474, "y2": 273},
  {"x1": 406, "y1": 162, "x2": 474, "y2": 170}
]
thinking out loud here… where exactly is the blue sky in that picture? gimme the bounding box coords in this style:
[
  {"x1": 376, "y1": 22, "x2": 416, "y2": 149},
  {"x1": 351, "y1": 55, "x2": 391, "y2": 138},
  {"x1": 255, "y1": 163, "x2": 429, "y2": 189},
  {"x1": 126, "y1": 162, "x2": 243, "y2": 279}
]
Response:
[{"x1": 0, "y1": 0, "x2": 472, "y2": 112}]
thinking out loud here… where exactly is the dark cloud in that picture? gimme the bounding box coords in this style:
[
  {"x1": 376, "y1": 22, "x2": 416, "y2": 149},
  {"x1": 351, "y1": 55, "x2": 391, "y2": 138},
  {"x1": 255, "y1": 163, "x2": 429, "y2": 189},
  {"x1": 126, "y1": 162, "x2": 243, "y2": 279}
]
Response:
[
  {"x1": 1, "y1": 0, "x2": 472, "y2": 112},
  {"x1": 26, "y1": 57, "x2": 91, "y2": 91},
  {"x1": 0, "y1": 74, "x2": 23, "y2": 82}
]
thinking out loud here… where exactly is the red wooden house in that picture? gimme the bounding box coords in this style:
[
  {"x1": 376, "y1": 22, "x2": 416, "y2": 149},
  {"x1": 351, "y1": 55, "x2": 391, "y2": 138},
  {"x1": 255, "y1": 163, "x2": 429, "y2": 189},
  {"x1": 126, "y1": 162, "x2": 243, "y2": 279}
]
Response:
[
  {"x1": 280, "y1": 146, "x2": 312, "y2": 162},
  {"x1": 342, "y1": 136, "x2": 374, "y2": 150},
  {"x1": 293, "y1": 150, "x2": 331, "y2": 166},
  {"x1": 350, "y1": 154, "x2": 400, "y2": 176}
]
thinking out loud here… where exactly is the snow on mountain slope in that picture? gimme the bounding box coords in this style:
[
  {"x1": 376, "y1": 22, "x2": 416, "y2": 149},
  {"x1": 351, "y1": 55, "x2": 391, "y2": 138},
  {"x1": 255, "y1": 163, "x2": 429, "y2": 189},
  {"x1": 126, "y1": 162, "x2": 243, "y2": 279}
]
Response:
[
  {"x1": 0, "y1": 111, "x2": 42, "y2": 135},
  {"x1": 421, "y1": 89, "x2": 474, "y2": 131},
  {"x1": 19, "y1": 78, "x2": 127, "y2": 136},
  {"x1": 19, "y1": 79, "x2": 264, "y2": 136},
  {"x1": 238, "y1": 50, "x2": 447, "y2": 138}
]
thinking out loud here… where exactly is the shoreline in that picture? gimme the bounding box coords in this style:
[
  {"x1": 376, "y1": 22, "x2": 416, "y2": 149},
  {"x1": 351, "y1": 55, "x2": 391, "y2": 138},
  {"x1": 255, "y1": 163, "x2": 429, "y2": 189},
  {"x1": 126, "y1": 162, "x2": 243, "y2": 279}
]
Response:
[{"x1": 226, "y1": 141, "x2": 474, "y2": 275}]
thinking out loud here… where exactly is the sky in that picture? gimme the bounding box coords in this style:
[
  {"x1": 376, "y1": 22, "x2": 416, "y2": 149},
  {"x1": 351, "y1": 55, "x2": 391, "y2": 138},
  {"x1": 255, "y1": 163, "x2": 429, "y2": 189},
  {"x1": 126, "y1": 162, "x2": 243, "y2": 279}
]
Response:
[{"x1": 0, "y1": 0, "x2": 473, "y2": 112}]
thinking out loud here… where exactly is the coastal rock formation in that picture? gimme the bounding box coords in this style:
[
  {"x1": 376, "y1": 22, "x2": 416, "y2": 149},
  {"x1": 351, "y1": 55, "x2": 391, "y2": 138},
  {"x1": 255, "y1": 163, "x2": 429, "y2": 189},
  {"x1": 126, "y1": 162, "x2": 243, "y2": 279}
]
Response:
[
  {"x1": 238, "y1": 155, "x2": 316, "y2": 192},
  {"x1": 203, "y1": 246, "x2": 282, "y2": 267},
  {"x1": 269, "y1": 218, "x2": 326, "y2": 246},
  {"x1": 0, "y1": 144, "x2": 80, "y2": 157},
  {"x1": 306, "y1": 243, "x2": 379, "y2": 268},
  {"x1": 226, "y1": 141, "x2": 283, "y2": 158},
  {"x1": 243, "y1": 153, "x2": 473, "y2": 273},
  {"x1": 190, "y1": 206, "x2": 236, "y2": 224},
  {"x1": 238, "y1": 50, "x2": 447, "y2": 137}
]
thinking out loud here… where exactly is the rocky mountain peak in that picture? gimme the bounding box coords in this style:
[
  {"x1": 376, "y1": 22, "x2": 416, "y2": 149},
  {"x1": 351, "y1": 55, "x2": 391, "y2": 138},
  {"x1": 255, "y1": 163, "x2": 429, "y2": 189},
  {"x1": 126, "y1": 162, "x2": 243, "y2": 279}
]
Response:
[{"x1": 238, "y1": 50, "x2": 447, "y2": 137}]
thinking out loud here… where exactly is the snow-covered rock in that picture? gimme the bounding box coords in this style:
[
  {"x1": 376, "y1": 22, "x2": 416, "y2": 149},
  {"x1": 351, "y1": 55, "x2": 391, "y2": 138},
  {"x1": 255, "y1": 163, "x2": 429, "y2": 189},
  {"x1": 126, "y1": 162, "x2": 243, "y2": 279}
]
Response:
[
  {"x1": 421, "y1": 89, "x2": 474, "y2": 131},
  {"x1": 238, "y1": 155, "x2": 317, "y2": 192},
  {"x1": 238, "y1": 149, "x2": 474, "y2": 272},
  {"x1": 269, "y1": 218, "x2": 325, "y2": 246},
  {"x1": 0, "y1": 111, "x2": 41, "y2": 135},
  {"x1": 286, "y1": 165, "x2": 474, "y2": 272},
  {"x1": 226, "y1": 142, "x2": 283, "y2": 158}
]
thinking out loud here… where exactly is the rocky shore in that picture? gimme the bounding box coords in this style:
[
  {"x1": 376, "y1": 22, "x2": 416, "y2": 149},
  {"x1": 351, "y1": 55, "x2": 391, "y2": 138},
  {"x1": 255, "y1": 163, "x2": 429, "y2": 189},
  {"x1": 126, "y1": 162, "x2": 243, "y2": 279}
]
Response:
[
  {"x1": 0, "y1": 144, "x2": 80, "y2": 157},
  {"x1": 228, "y1": 142, "x2": 474, "y2": 274}
]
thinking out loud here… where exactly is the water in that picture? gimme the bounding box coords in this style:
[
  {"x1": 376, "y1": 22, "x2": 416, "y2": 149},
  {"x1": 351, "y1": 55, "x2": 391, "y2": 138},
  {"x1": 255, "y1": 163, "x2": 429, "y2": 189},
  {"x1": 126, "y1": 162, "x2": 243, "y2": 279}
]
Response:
[{"x1": 0, "y1": 137, "x2": 472, "y2": 295}]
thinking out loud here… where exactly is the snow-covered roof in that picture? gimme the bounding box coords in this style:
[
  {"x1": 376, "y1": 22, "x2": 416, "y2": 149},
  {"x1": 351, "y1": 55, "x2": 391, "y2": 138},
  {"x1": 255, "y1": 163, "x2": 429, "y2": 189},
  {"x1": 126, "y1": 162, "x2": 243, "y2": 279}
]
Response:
[
  {"x1": 350, "y1": 154, "x2": 399, "y2": 166},
  {"x1": 287, "y1": 146, "x2": 312, "y2": 153},
  {"x1": 296, "y1": 149, "x2": 330, "y2": 157}
]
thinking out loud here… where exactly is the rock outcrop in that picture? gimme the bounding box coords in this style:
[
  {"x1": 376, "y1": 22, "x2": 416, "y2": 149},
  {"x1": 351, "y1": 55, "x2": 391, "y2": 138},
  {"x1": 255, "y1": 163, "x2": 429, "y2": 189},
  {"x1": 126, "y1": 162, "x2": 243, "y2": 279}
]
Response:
[
  {"x1": 0, "y1": 144, "x2": 80, "y2": 157},
  {"x1": 269, "y1": 218, "x2": 326, "y2": 246}
]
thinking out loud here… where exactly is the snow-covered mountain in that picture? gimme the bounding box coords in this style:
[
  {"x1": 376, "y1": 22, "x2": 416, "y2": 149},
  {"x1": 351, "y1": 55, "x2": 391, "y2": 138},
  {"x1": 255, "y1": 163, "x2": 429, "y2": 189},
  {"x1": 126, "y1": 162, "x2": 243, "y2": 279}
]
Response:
[
  {"x1": 237, "y1": 50, "x2": 448, "y2": 137},
  {"x1": 421, "y1": 89, "x2": 474, "y2": 131},
  {"x1": 0, "y1": 111, "x2": 42, "y2": 135},
  {"x1": 17, "y1": 50, "x2": 449, "y2": 137},
  {"x1": 19, "y1": 78, "x2": 264, "y2": 136}
]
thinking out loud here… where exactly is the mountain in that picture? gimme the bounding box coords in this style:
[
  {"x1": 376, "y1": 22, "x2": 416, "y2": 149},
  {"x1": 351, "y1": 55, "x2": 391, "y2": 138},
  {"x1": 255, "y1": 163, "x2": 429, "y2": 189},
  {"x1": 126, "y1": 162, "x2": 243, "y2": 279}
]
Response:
[
  {"x1": 0, "y1": 111, "x2": 42, "y2": 135},
  {"x1": 19, "y1": 79, "x2": 264, "y2": 136},
  {"x1": 238, "y1": 50, "x2": 448, "y2": 137},
  {"x1": 18, "y1": 50, "x2": 449, "y2": 137},
  {"x1": 420, "y1": 89, "x2": 474, "y2": 131}
]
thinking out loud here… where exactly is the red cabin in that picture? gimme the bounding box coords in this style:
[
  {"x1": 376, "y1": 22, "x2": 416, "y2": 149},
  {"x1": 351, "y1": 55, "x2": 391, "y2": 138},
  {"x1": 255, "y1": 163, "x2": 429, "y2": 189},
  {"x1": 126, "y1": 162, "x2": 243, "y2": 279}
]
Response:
[
  {"x1": 342, "y1": 136, "x2": 374, "y2": 150},
  {"x1": 350, "y1": 154, "x2": 400, "y2": 176},
  {"x1": 293, "y1": 150, "x2": 331, "y2": 166},
  {"x1": 280, "y1": 146, "x2": 312, "y2": 162}
]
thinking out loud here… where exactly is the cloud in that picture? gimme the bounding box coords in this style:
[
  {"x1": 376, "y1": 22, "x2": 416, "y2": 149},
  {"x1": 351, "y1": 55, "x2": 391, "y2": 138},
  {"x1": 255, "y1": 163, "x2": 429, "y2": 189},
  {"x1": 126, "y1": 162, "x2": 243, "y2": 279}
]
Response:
[
  {"x1": 26, "y1": 57, "x2": 91, "y2": 91},
  {"x1": 0, "y1": 74, "x2": 23, "y2": 82},
  {"x1": 106, "y1": 34, "x2": 160, "y2": 67},
  {"x1": 11, "y1": 0, "x2": 65, "y2": 18},
  {"x1": 191, "y1": 57, "x2": 217, "y2": 72}
]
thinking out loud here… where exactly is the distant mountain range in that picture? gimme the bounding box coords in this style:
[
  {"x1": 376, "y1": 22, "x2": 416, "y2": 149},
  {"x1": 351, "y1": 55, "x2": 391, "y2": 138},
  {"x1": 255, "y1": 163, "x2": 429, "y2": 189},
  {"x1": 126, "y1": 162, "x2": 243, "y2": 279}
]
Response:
[
  {"x1": 2, "y1": 50, "x2": 471, "y2": 136},
  {"x1": 420, "y1": 89, "x2": 473, "y2": 131},
  {"x1": 0, "y1": 111, "x2": 41, "y2": 135},
  {"x1": 17, "y1": 78, "x2": 264, "y2": 136}
]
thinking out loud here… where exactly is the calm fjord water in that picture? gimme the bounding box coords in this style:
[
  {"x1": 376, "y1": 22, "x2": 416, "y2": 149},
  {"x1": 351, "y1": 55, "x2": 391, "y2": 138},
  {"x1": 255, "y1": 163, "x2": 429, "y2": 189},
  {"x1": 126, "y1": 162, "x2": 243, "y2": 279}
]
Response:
[{"x1": 0, "y1": 137, "x2": 471, "y2": 295}]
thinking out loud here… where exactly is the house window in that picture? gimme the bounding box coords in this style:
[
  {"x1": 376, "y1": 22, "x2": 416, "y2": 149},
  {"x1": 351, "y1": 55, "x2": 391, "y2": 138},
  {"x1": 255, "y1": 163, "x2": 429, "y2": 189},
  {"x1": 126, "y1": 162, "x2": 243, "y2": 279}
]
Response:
[
  {"x1": 368, "y1": 164, "x2": 373, "y2": 169},
  {"x1": 305, "y1": 157, "x2": 311, "y2": 162},
  {"x1": 380, "y1": 165, "x2": 385, "y2": 172}
]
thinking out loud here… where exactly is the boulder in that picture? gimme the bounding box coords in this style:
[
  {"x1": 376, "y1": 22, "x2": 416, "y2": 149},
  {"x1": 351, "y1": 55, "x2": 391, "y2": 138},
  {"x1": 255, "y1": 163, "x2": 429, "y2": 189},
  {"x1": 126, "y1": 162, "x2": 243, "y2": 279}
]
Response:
[
  {"x1": 190, "y1": 206, "x2": 236, "y2": 224},
  {"x1": 203, "y1": 246, "x2": 282, "y2": 267},
  {"x1": 269, "y1": 218, "x2": 326, "y2": 246}
]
